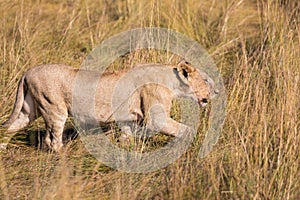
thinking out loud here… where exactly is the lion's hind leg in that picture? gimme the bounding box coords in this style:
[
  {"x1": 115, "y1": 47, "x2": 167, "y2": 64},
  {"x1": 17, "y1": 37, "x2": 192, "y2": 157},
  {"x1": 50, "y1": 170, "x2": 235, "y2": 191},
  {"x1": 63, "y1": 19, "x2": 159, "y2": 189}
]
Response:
[
  {"x1": 6, "y1": 92, "x2": 37, "y2": 132},
  {"x1": 44, "y1": 122, "x2": 66, "y2": 152},
  {"x1": 1, "y1": 92, "x2": 37, "y2": 151},
  {"x1": 42, "y1": 110, "x2": 68, "y2": 152}
]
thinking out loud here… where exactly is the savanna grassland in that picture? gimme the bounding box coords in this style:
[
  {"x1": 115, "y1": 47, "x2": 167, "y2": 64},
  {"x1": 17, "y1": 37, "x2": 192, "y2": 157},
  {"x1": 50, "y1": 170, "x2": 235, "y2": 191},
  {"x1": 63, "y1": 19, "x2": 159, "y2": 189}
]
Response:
[{"x1": 0, "y1": 0, "x2": 299, "y2": 199}]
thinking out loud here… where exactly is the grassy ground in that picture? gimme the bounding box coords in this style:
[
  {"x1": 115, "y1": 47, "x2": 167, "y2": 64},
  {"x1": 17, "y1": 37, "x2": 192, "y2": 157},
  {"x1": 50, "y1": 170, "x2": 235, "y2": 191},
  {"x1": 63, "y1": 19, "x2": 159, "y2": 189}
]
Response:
[{"x1": 0, "y1": 0, "x2": 299, "y2": 199}]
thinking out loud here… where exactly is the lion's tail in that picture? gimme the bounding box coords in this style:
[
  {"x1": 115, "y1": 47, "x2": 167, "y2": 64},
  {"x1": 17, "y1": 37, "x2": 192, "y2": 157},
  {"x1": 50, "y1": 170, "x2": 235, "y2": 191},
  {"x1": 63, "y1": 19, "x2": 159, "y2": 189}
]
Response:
[{"x1": 2, "y1": 74, "x2": 26, "y2": 129}]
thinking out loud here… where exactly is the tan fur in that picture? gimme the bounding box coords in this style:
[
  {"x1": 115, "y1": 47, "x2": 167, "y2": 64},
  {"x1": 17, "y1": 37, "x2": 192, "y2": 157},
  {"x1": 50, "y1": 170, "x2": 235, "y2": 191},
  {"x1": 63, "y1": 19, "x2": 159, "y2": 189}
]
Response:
[{"x1": 2, "y1": 63, "x2": 217, "y2": 152}]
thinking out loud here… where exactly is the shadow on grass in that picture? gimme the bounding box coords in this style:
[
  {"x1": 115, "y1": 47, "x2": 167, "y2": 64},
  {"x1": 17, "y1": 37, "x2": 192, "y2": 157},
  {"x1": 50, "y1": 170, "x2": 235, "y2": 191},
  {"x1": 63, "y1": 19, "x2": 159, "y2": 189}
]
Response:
[{"x1": 10, "y1": 128, "x2": 79, "y2": 150}]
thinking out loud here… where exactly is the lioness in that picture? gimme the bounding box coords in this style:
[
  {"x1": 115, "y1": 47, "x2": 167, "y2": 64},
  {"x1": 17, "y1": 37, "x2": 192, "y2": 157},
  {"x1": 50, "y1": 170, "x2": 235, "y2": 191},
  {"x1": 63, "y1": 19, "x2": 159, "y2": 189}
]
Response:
[{"x1": 2, "y1": 61, "x2": 218, "y2": 152}]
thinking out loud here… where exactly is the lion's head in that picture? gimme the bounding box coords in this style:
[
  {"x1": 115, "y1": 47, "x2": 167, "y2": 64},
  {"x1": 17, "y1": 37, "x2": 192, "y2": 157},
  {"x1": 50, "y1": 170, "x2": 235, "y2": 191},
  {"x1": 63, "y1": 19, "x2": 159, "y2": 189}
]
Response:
[{"x1": 176, "y1": 60, "x2": 219, "y2": 107}]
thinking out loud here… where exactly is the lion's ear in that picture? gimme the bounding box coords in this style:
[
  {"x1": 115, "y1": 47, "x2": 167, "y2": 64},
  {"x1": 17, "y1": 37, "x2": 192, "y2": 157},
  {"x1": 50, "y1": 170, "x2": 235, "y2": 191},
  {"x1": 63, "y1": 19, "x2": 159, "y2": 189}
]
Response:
[{"x1": 177, "y1": 60, "x2": 195, "y2": 78}]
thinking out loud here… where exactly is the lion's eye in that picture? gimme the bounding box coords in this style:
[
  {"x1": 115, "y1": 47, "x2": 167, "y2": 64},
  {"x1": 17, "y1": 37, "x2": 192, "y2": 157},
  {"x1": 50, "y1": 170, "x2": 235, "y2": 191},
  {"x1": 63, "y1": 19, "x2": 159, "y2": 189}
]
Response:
[{"x1": 204, "y1": 79, "x2": 208, "y2": 83}]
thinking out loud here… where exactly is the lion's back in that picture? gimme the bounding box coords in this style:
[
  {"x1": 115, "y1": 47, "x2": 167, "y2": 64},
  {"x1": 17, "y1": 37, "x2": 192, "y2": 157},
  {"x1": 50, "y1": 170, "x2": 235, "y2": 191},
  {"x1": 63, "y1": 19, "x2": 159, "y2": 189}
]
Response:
[{"x1": 24, "y1": 64, "x2": 78, "y2": 110}]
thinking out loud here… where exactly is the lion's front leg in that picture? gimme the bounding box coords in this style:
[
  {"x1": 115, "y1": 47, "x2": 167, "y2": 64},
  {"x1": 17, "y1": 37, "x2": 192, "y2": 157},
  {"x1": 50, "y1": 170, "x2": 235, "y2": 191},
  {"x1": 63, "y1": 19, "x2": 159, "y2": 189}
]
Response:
[
  {"x1": 119, "y1": 125, "x2": 133, "y2": 142},
  {"x1": 148, "y1": 117, "x2": 188, "y2": 137},
  {"x1": 146, "y1": 104, "x2": 188, "y2": 137}
]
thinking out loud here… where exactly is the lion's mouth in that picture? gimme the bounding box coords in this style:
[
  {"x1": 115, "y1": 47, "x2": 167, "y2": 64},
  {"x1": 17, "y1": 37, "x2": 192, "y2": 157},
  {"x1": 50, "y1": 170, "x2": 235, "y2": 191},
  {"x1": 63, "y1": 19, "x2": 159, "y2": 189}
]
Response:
[{"x1": 199, "y1": 98, "x2": 208, "y2": 107}]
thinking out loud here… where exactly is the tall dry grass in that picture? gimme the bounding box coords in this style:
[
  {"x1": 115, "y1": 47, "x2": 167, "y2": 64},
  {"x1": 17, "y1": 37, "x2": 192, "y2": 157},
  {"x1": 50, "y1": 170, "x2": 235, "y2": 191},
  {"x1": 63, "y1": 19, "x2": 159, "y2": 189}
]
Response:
[{"x1": 0, "y1": 0, "x2": 299, "y2": 199}]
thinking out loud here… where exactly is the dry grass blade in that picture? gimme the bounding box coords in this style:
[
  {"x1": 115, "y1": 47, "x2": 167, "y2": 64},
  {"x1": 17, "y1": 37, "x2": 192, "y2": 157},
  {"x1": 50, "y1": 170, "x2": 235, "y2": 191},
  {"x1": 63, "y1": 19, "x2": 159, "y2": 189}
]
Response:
[{"x1": 0, "y1": 0, "x2": 299, "y2": 199}]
